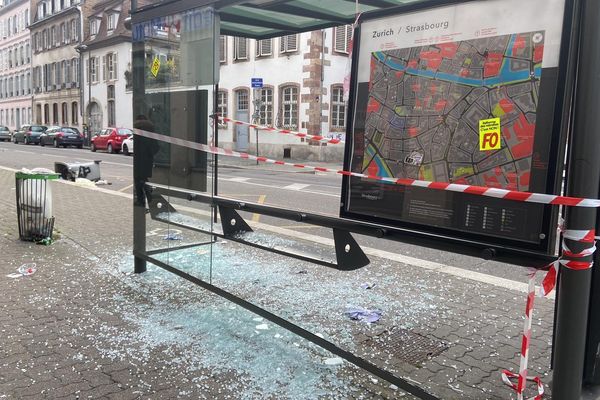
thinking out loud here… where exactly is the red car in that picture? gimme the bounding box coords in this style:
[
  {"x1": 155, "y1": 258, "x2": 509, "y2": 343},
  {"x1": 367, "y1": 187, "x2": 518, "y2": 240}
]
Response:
[{"x1": 90, "y1": 128, "x2": 133, "y2": 154}]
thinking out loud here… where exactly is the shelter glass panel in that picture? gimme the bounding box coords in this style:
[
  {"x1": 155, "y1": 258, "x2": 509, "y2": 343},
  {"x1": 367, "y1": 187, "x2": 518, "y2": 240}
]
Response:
[{"x1": 132, "y1": 5, "x2": 219, "y2": 281}]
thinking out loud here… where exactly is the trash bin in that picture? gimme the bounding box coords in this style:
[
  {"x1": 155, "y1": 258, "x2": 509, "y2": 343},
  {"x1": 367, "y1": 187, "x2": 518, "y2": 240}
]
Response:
[{"x1": 15, "y1": 171, "x2": 59, "y2": 242}]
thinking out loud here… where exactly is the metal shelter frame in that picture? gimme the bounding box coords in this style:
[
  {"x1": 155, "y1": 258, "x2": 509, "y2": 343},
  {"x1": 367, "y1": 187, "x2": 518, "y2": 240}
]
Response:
[{"x1": 130, "y1": 0, "x2": 600, "y2": 398}]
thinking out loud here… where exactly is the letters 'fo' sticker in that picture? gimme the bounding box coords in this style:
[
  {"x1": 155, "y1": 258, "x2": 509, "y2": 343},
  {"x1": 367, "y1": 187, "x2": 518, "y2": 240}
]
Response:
[
  {"x1": 150, "y1": 57, "x2": 161, "y2": 78},
  {"x1": 479, "y1": 118, "x2": 501, "y2": 151}
]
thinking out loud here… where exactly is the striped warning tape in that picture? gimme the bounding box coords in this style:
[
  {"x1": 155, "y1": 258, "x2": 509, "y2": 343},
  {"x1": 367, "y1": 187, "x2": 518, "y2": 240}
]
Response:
[
  {"x1": 540, "y1": 229, "x2": 596, "y2": 296},
  {"x1": 133, "y1": 128, "x2": 600, "y2": 208},
  {"x1": 502, "y1": 229, "x2": 596, "y2": 400},
  {"x1": 218, "y1": 117, "x2": 345, "y2": 145}
]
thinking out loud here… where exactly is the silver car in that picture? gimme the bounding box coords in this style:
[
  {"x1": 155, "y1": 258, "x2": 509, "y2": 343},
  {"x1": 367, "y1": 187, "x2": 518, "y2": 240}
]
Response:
[{"x1": 0, "y1": 126, "x2": 10, "y2": 141}]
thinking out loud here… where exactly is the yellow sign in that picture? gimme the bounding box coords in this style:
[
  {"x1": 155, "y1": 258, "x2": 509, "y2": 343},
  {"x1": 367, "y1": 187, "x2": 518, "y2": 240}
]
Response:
[
  {"x1": 479, "y1": 117, "x2": 501, "y2": 151},
  {"x1": 150, "y1": 57, "x2": 161, "y2": 78}
]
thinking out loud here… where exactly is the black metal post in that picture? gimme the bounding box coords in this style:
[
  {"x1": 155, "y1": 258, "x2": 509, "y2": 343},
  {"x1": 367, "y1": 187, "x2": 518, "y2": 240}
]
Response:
[
  {"x1": 553, "y1": 0, "x2": 600, "y2": 398},
  {"x1": 582, "y1": 178, "x2": 600, "y2": 394},
  {"x1": 132, "y1": 37, "x2": 147, "y2": 274},
  {"x1": 87, "y1": 49, "x2": 92, "y2": 142}
]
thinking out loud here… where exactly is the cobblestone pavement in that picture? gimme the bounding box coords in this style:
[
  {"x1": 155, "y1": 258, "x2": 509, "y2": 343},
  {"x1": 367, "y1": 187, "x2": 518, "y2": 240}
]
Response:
[{"x1": 0, "y1": 168, "x2": 556, "y2": 399}]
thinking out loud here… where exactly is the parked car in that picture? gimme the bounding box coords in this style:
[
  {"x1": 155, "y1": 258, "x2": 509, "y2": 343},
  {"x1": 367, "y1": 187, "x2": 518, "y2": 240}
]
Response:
[
  {"x1": 0, "y1": 126, "x2": 11, "y2": 141},
  {"x1": 40, "y1": 126, "x2": 84, "y2": 148},
  {"x1": 13, "y1": 124, "x2": 47, "y2": 144},
  {"x1": 90, "y1": 127, "x2": 133, "y2": 154},
  {"x1": 121, "y1": 135, "x2": 133, "y2": 156}
]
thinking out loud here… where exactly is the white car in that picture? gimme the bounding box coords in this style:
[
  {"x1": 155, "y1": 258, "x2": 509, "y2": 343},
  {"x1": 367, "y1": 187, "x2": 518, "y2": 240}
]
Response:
[{"x1": 121, "y1": 135, "x2": 133, "y2": 156}]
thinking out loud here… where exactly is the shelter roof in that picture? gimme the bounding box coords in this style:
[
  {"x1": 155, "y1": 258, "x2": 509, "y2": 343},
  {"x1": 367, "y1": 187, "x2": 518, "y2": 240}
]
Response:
[{"x1": 135, "y1": 0, "x2": 430, "y2": 39}]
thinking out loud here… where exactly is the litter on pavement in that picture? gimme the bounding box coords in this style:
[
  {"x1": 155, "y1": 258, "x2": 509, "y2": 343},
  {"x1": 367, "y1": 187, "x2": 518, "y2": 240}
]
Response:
[
  {"x1": 344, "y1": 306, "x2": 382, "y2": 323},
  {"x1": 7, "y1": 263, "x2": 37, "y2": 278},
  {"x1": 163, "y1": 233, "x2": 183, "y2": 240},
  {"x1": 360, "y1": 282, "x2": 376, "y2": 289}
]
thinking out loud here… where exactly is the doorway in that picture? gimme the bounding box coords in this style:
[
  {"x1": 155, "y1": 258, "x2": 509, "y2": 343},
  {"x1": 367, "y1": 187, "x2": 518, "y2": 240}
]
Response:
[
  {"x1": 234, "y1": 89, "x2": 249, "y2": 151},
  {"x1": 88, "y1": 102, "x2": 103, "y2": 135}
]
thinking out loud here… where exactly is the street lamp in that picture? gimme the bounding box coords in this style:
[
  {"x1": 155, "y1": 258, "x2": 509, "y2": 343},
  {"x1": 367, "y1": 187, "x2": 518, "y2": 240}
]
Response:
[{"x1": 74, "y1": 44, "x2": 90, "y2": 146}]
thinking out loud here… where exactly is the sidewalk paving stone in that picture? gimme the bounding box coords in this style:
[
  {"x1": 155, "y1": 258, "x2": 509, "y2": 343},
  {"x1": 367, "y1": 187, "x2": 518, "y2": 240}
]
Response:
[{"x1": 0, "y1": 168, "x2": 557, "y2": 399}]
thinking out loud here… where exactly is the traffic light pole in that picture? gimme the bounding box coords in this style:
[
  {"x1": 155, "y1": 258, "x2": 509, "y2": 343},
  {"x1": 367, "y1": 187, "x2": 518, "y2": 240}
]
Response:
[{"x1": 553, "y1": 0, "x2": 600, "y2": 398}]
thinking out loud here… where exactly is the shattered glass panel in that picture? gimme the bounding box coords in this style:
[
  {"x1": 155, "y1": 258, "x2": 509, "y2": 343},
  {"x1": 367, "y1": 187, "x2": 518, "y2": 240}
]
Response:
[{"x1": 132, "y1": 6, "x2": 218, "y2": 282}]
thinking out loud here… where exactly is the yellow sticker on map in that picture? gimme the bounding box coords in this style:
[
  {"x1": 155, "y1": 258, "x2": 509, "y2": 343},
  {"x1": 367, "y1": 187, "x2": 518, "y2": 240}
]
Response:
[
  {"x1": 150, "y1": 57, "x2": 161, "y2": 78},
  {"x1": 479, "y1": 118, "x2": 501, "y2": 151}
]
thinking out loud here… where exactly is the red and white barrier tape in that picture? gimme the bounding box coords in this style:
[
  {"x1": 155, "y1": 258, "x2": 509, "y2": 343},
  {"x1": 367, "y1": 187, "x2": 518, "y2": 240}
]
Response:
[
  {"x1": 539, "y1": 229, "x2": 596, "y2": 297},
  {"x1": 218, "y1": 117, "x2": 345, "y2": 145},
  {"x1": 133, "y1": 128, "x2": 600, "y2": 208},
  {"x1": 502, "y1": 229, "x2": 596, "y2": 399},
  {"x1": 501, "y1": 275, "x2": 544, "y2": 400}
]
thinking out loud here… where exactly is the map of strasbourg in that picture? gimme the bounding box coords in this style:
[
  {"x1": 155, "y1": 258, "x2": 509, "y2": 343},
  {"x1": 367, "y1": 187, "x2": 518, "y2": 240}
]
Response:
[{"x1": 360, "y1": 31, "x2": 544, "y2": 192}]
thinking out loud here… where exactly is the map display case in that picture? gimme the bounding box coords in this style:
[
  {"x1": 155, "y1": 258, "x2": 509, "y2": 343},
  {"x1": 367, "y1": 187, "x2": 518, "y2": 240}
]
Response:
[{"x1": 341, "y1": 0, "x2": 570, "y2": 256}]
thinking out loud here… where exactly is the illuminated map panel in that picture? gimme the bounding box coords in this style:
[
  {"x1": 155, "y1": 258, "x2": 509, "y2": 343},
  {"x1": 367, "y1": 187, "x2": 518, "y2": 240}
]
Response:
[
  {"x1": 364, "y1": 32, "x2": 543, "y2": 191},
  {"x1": 342, "y1": 0, "x2": 568, "y2": 254}
]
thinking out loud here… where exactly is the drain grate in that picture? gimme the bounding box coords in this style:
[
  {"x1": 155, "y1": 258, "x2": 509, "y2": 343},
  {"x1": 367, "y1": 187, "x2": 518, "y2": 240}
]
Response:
[{"x1": 366, "y1": 327, "x2": 448, "y2": 366}]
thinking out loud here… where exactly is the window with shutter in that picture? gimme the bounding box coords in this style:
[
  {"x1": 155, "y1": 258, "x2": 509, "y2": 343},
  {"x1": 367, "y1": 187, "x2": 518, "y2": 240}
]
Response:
[
  {"x1": 72, "y1": 58, "x2": 79, "y2": 84},
  {"x1": 280, "y1": 35, "x2": 298, "y2": 54},
  {"x1": 102, "y1": 55, "x2": 106, "y2": 81},
  {"x1": 107, "y1": 13, "x2": 117, "y2": 31},
  {"x1": 334, "y1": 25, "x2": 352, "y2": 54},
  {"x1": 219, "y1": 36, "x2": 226, "y2": 63},
  {"x1": 71, "y1": 20, "x2": 77, "y2": 42},
  {"x1": 256, "y1": 39, "x2": 272, "y2": 57},
  {"x1": 56, "y1": 62, "x2": 61, "y2": 85},
  {"x1": 107, "y1": 85, "x2": 115, "y2": 126},
  {"x1": 234, "y1": 37, "x2": 248, "y2": 61},
  {"x1": 113, "y1": 53, "x2": 118, "y2": 80},
  {"x1": 63, "y1": 60, "x2": 69, "y2": 84}
]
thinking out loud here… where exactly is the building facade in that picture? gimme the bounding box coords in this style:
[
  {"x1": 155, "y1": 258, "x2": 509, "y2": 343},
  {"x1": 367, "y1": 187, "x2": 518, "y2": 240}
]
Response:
[
  {"x1": 218, "y1": 26, "x2": 351, "y2": 162},
  {"x1": 80, "y1": 0, "x2": 132, "y2": 134},
  {"x1": 0, "y1": 0, "x2": 32, "y2": 131},
  {"x1": 29, "y1": 0, "x2": 92, "y2": 130}
]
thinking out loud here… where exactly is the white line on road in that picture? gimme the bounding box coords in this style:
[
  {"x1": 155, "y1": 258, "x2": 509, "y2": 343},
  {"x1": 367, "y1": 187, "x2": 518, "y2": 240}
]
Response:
[
  {"x1": 217, "y1": 177, "x2": 338, "y2": 197},
  {"x1": 42, "y1": 153, "x2": 68, "y2": 158},
  {"x1": 283, "y1": 183, "x2": 311, "y2": 191},
  {"x1": 118, "y1": 183, "x2": 134, "y2": 192},
  {"x1": 14, "y1": 150, "x2": 35, "y2": 154},
  {"x1": 228, "y1": 177, "x2": 251, "y2": 183}
]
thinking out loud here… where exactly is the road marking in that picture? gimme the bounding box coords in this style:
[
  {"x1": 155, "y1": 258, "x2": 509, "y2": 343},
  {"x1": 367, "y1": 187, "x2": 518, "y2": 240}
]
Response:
[
  {"x1": 118, "y1": 183, "x2": 134, "y2": 193},
  {"x1": 42, "y1": 153, "x2": 68, "y2": 158},
  {"x1": 252, "y1": 195, "x2": 266, "y2": 222},
  {"x1": 0, "y1": 163, "x2": 553, "y2": 298},
  {"x1": 277, "y1": 225, "x2": 322, "y2": 229},
  {"x1": 93, "y1": 160, "x2": 133, "y2": 167},
  {"x1": 217, "y1": 177, "x2": 338, "y2": 197},
  {"x1": 283, "y1": 183, "x2": 310, "y2": 191},
  {"x1": 228, "y1": 177, "x2": 251, "y2": 183},
  {"x1": 14, "y1": 150, "x2": 35, "y2": 154}
]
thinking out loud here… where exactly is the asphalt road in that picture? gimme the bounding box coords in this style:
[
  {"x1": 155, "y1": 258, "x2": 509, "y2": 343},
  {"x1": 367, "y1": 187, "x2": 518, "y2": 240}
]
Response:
[{"x1": 0, "y1": 140, "x2": 535, "y2": 283}]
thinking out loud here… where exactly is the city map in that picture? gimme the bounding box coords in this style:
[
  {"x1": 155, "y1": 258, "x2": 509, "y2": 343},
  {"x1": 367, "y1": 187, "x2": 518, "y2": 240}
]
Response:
[{"x1": 360, "y1": 31, "x2": 544, "y2": 191}]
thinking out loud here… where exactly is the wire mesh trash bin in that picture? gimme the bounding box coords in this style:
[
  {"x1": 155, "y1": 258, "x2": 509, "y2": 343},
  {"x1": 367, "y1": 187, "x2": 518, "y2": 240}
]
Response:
[{"x1": 15, "y1": 171, "x2": 59, "y2": 242}]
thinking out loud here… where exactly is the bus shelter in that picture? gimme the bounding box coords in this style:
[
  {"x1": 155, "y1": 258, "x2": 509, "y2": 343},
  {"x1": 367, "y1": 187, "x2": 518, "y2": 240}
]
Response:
[{"x1": 130, "y1": 0, "x2": 600, "y2": 398}]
